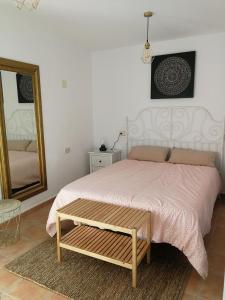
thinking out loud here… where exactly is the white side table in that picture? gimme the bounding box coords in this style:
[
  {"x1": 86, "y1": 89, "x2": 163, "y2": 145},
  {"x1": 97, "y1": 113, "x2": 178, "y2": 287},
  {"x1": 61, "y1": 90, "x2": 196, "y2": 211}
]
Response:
[
  {"x1": 0, "y1": 199, "x2": 21, "y2": 247},
  {"x1": 88, "y1": 150, "x2": 121, "y2": 173}
]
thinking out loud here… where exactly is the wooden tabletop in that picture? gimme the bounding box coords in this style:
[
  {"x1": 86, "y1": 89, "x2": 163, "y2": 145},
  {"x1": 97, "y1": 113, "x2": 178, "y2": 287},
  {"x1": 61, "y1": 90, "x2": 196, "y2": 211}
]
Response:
[{"x1": 57, "y1": 198, "x2": 148, "y2": 231}]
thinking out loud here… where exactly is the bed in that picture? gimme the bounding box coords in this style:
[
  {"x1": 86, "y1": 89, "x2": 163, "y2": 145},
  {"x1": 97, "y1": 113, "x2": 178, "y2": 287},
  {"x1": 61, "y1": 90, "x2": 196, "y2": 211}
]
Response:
[
  {"x1": 46, "y1": 106, "x2": 224, "y2": 279},
  {"x1": 6, "y1": 110, "x2": 40, "y2": 190}
]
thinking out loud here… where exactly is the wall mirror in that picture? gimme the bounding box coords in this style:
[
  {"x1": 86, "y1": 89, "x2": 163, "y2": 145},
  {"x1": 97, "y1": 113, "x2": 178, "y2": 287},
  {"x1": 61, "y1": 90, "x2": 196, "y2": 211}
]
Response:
[{"x1": 0, "y1": 58, "x2": 47, "y2": 201}]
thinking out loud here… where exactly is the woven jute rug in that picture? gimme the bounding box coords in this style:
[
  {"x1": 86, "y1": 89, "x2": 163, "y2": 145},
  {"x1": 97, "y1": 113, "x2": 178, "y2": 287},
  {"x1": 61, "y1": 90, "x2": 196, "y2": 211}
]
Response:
[{"x1": 6, "y1": 238, "x2": 191, "y2": 300}]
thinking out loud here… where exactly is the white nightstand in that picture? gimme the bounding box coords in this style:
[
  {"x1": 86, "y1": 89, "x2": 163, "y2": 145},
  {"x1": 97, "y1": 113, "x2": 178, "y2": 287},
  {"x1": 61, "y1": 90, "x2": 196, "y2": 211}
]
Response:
[{"x1": 88, "y1": 150, "x2": 121, "y2": 173}]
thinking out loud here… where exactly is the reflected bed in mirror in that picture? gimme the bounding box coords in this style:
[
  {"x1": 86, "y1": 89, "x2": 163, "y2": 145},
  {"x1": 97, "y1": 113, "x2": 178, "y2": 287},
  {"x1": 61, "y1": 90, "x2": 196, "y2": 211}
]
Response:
[
  {"x1": 0, "y1": 58, "x2": 47, "y2": 201},
  {"x1": 6, "y1": 112, "x2": 40, "y2": 194}
]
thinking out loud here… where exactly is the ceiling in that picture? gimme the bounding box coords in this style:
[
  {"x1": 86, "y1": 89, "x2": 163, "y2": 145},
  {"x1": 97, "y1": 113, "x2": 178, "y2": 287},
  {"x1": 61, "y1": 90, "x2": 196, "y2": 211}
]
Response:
[{"x1": 1, "y1": 0, "x2": 225, "y2": 50}]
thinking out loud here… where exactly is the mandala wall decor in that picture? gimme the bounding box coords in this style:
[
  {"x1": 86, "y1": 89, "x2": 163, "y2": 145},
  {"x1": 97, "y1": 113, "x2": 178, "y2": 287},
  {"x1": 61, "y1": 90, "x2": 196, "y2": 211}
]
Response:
[
  {"x1": 16, "y1": 73, "x2": 34, "y2": 103},
  {"x1": 151, "y1": 51, "x2": 196, "y2": 99}
]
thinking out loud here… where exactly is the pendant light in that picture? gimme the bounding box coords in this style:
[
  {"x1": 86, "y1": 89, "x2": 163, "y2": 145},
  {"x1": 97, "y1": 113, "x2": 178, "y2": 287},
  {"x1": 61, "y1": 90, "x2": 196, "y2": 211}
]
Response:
[{"x1": 141, "y1": 11, "x2": 153, "y2": 64}]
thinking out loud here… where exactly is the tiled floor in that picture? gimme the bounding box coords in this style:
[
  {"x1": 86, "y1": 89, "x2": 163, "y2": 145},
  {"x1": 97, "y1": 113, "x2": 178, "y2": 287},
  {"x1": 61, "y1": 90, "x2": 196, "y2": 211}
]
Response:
[{"x1": 0, "y1": 198, "x2": 224, "y2": 300}]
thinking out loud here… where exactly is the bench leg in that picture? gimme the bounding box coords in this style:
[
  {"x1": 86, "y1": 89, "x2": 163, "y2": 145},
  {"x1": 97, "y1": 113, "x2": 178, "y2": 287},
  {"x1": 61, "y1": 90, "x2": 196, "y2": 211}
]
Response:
[
  {"x1": 56, "y1": 215, "x2": 62, "y2": 262},
  {"x1": 132, "y1": 228, "x2": 137, "y2": 288}
]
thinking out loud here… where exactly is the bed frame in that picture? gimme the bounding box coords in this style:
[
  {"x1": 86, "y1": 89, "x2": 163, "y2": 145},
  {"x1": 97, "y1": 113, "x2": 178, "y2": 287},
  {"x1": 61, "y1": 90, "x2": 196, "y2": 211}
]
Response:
[{"x1": 127, "y1": 106, "x2": 225, "y2": 171}]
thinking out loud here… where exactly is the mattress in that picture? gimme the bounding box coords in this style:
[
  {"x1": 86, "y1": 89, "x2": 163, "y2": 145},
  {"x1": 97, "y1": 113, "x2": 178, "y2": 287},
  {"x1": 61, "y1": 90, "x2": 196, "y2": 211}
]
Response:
[{"x1": 46, "y1": 159, "x2": 221, "y2": 278}]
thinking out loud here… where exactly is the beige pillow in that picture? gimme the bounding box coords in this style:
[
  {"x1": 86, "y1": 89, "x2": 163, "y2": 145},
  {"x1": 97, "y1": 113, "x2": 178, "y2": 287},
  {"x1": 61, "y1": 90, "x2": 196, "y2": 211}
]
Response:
[
  {"x1": 26, "y1": 140, "x2": 37, "y2": 152},
  {"x1": 128, "y1": 145, "x2": 169, "y2": 162},
  {"x1": 169, "y1": 148, "x2": 216, "y2": 167},
  {"x1": 7, "y1": 140, "x2": 31, "y2": 151}
]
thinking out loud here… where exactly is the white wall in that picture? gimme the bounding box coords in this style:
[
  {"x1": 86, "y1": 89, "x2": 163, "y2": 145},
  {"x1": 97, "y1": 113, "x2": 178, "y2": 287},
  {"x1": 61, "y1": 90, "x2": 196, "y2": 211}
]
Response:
[
  {"x1": 92, "y1": 32, "x2": 225, "y2": 157},
  {"x1": 0, "y1": 6, "x2": 93, "y2": 211}
]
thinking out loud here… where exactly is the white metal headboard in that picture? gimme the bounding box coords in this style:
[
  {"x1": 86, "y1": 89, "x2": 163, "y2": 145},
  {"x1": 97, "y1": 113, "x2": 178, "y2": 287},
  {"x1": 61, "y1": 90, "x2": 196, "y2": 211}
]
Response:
[
  {"x1": 6, "y1": 109, "x2": 37, "y2": 141},
  {"x1": 127, "y1": 106, "x2": 225, "y2": 170}
]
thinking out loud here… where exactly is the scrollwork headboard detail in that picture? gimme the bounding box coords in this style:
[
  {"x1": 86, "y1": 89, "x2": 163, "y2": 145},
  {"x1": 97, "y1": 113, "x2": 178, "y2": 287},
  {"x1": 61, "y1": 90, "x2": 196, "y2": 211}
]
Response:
[
  {"x1": 127, "y1": 106, "x2": 225, "y2": 170},
  {"x1": 6, "y1": 109, "x2": 37, "y2": 141}
]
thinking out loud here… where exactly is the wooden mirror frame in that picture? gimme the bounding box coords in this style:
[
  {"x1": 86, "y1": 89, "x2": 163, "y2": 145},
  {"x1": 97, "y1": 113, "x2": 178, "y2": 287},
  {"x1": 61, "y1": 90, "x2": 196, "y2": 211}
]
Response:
[{"x1": 0, "y1": 58, "x2": 47, "y2": 201}]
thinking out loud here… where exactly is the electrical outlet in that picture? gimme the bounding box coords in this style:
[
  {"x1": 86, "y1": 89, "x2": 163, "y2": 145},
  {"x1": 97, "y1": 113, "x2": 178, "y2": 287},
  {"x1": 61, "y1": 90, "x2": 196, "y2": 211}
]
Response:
[{"x1": 119, "y1": 130, "x2": 126, "y2": 136}]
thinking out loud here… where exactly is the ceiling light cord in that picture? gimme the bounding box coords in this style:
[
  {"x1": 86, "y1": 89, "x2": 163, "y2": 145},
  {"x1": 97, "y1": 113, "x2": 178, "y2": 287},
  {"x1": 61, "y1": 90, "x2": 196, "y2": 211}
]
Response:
[
  {"x1": 141, "y1": 11, "x2": 153, "y2": 64},
  {"x1": 146, "y1": 17, "x2": 149, "y2": 43}
]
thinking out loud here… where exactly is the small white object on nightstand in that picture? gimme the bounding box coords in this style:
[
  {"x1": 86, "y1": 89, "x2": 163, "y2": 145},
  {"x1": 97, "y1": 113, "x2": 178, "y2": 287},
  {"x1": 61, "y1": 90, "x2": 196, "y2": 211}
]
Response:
[{"x1": 88, "y1": 150, "x2": 121, "y2": 173}]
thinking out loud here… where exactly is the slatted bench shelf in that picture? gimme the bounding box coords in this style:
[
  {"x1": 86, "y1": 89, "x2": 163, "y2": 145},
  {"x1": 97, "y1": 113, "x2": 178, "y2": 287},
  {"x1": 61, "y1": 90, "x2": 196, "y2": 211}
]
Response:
[
  {"x1": 60, "y1": 225, "x2": 149, "y2": 269},
  {"x1": 56, "y1": 198, "x2": 151, "y2": 288}
]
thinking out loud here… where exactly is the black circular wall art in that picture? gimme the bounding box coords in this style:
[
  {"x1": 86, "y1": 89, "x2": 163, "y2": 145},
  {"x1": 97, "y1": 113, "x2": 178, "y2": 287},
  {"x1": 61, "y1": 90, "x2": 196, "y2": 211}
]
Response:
[
  {"x1": 151, "y1": 51, "x2": 196, "y2": 99},
  {"x1": 16, "y1": 73, "x2": 34, "y2": 103}
]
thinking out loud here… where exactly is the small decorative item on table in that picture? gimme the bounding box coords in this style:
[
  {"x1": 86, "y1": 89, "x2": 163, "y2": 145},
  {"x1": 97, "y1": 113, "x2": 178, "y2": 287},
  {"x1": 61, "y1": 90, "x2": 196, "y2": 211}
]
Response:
[
  {"x1": 99, "y1": 138, "x2": 107, "y2": 152},
  {"x1": 99, "y1": 144, "x2": 107, "y2": 152},
  {"x1": 0, "y1": 199, "x2": 21, "y2": 247}
]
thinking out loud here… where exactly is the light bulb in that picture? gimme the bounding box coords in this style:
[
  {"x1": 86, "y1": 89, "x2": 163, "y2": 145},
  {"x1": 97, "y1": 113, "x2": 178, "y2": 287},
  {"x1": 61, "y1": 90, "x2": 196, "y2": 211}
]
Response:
[{"x1": 141, "y1": 45, "x2": 151, "y2": 64}]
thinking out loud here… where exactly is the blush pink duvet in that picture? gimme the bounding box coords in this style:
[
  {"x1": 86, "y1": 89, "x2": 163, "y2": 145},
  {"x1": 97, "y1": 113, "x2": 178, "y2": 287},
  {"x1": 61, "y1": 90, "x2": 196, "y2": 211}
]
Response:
[{"x1": 46, "y1": 160, "x2": 221, "y2": 278}]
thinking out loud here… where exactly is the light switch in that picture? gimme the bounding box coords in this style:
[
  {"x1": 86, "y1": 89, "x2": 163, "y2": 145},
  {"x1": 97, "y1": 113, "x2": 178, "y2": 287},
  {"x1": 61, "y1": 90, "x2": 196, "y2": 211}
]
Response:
[{"x1": 62, "y1": 80, "x2": 68, "y2": 88}]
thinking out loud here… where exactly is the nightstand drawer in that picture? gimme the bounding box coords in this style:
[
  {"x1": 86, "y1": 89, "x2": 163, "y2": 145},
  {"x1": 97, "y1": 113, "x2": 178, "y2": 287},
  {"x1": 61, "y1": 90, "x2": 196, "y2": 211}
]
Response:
[
  {"x1": 92, "y1": 166, "x2": 104, "y2": 172},
  {"x1": 91, "y1": 155, "x2": 111, "y2": 167},
  {"x1": 89, "y1": 150, "x2": 121, "y2": 173}
]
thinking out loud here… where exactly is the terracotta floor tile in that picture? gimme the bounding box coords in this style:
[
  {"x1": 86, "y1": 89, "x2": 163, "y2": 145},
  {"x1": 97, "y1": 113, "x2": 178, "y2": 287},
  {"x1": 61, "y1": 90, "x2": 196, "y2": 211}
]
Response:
[
  {"x1": 0, "y1": 255, "x2": 12, "y2": 268},
  {"x1": 0, "y1": 293, "x2": 18, "y2": 300},
  {"x1": 41, "y1": 290, "x2": 68, "y2": 300},
  {"x1": 182, "y1": 293, "x2": 195, "y2": 300},
  {"x1": 7, "y1": 278, "x2": 46, "y2": 300},
  {"x1": 215, "y1": 220, "x2": 225, "y2": 230},
  {"x1": 23, "y1": 206, "x2": 50, "y2": 221},
  {"x1": 185, "y1": 270, "x2": 203, "y2": 296},
  {"x1": 0, "y1": 268, "x2": 20, "y2": 292},
  {"x1": 182, "y1": 293, "x2": 207, "y2": 300},
  {"x1": 198, "y1": 271, "x2": 224, "y2": 300},
  {"x1": 208, "y1": 227, "x2": 225, "y2": 254},
  {"x1": 21, "y1": 225, "x2": 48, "y2": 241},
  {"x1": 21, "y1": 218, "x2": 41, "y2": 228},
  {"x1": 208, "y1": 252, "x2": 225, "y2": 276},
  {"x1": 0, "y1": 238, "x2": 36, "y2": 258},
  {"x1": 20, "y1": 217, "x2": 39, "y2": 226},
  {"x1": 214, "y1": 211, "x2": 225, "y2": 223}
]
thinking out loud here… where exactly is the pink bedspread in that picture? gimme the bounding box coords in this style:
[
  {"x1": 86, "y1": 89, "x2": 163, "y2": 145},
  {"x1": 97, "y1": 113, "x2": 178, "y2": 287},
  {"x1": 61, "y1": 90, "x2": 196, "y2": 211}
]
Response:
[{"x1": 46, "y1": 160, "x2": 221, "y2": 278}]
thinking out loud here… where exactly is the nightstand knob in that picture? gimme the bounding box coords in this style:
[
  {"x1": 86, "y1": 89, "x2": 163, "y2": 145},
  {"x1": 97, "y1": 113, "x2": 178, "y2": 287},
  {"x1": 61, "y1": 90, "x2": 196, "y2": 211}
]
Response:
[{"x1": 99, "y1": 160, "x2": 102, "y2": 163}]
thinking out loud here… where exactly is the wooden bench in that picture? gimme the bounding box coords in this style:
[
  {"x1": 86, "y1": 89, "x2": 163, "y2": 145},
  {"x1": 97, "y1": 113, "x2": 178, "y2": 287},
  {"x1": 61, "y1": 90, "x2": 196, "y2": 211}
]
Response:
[{"x1": 56, "y1": 198, "x2": 151, "y2": 288}]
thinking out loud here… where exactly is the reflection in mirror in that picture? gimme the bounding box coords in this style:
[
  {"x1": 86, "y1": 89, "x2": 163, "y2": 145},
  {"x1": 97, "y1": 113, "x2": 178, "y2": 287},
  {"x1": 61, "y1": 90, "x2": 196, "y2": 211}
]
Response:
[{"x1": 1, "y1": 70, "x2": 40, "y2": 195}]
